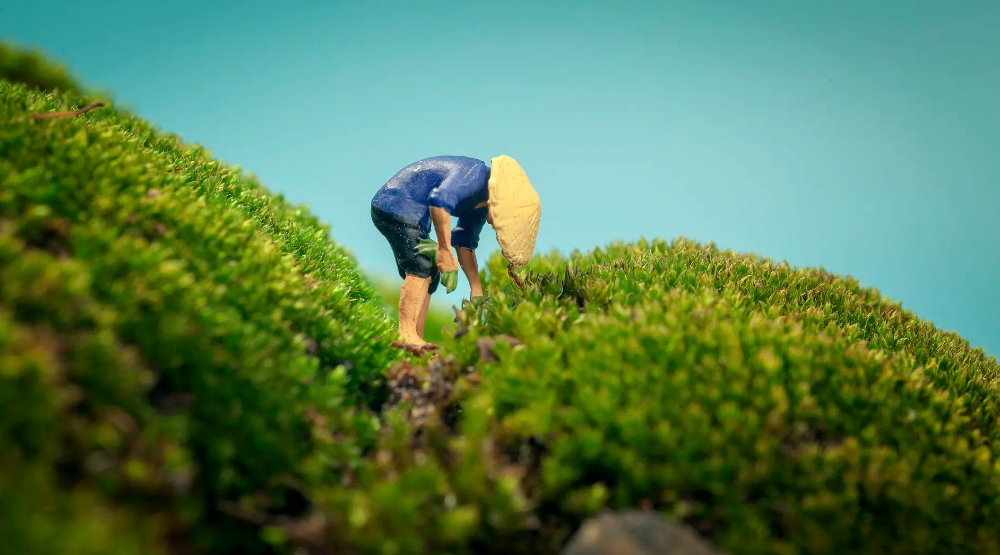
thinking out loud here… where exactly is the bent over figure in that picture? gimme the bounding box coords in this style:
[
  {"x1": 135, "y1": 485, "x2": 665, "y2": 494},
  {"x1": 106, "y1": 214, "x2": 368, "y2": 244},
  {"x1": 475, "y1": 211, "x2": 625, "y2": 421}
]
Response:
[{"x1": 371, "y1": 155, "x2": 541, "y2": 347}]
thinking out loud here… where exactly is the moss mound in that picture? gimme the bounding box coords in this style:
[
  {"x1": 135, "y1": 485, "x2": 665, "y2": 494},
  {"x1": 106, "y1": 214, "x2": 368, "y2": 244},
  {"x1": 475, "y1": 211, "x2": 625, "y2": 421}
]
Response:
[
  {"x1": 329, "y1": 242, "x2": 1000, "y2": 554},
  {"x1": 0, "y1": 46, "x2": 404, "y2": 553},
  {"x1": 3, "y1": 43, "x2": 999, "y2": 555}
]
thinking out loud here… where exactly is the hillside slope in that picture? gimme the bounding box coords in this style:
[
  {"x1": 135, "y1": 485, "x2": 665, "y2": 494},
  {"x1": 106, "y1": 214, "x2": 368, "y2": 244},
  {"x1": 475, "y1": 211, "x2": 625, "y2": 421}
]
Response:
[
  {"x1": 0, "y1": 42, "x2": 404, "y2": 554},
  {"x1": 3, "y1": 43, "x2": 1000, "y2": 555},
  {"x1": 348, "y1": 244, "x2": 1000, "y2": 555}
]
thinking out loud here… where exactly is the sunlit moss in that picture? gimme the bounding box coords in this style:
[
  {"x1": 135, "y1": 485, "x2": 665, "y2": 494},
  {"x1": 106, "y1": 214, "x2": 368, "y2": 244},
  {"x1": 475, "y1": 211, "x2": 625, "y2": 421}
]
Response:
[{"x1": 331, "y1": 240, "x2": 1000, "y2": 555}]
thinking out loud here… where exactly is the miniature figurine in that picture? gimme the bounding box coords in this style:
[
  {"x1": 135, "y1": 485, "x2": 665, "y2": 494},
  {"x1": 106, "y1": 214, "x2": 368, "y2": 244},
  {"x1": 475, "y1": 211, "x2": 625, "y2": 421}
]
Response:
[{"x1": 371, "y1": 155, "x2": 541, "y2": 347}]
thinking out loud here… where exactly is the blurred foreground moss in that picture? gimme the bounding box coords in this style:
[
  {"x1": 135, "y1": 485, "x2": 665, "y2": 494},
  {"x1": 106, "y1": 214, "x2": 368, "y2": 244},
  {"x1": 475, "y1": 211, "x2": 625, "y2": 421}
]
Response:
[
  {"x1": 0, "y1": 40, "x2": 82, "y2": 96},
  {"x1": 1, "y1": 52, "x2": 402, "y2": 552}
]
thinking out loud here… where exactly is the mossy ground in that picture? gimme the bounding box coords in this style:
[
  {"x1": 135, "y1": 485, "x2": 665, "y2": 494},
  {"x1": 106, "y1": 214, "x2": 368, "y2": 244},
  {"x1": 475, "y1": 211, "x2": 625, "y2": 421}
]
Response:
[
  {"x1": 3, "y1": 42, "x2": 999, "y2": 555},
  {"x1": 355, "y1": 244, "x2": 1000, "y2": 555},
  {"x1": 1, "y1": 42, "x2": 404, "y2": 554}
]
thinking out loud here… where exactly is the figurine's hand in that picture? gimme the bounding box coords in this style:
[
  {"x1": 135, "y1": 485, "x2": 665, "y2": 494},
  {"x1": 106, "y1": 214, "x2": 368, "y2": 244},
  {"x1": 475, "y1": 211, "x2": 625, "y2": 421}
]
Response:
[{"x1": 437, "y1": 247, "x2": 458, "y2": 273}]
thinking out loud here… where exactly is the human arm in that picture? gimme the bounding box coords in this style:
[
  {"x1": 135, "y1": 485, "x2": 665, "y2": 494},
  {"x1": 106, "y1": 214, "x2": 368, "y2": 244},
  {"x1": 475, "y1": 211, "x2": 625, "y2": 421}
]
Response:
[
  {"x1": 429, "y1": 206, "x2": 458, "y2": 273},
  {"x1": 427, "y1": 159, "x2": 487, "y2": 274}
]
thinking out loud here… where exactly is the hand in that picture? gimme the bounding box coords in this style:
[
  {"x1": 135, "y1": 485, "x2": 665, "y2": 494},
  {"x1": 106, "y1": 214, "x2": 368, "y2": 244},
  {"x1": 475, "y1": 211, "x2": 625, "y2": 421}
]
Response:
[{"x1": 436, "y1": 246, "x2": 458, "y2": 273}]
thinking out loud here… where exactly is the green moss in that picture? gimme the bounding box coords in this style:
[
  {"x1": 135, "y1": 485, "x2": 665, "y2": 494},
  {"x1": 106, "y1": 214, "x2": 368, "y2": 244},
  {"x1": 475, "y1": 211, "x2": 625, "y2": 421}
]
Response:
[
  {"x1": 4, "y1": 42, "x2": 999, "y2": 555},
  {"x1": 0, "y1": 73, "x2": 402, "y2": 553},
  {"x1": 330, "y1": 240, "x2": 1000, "y2": 555}
]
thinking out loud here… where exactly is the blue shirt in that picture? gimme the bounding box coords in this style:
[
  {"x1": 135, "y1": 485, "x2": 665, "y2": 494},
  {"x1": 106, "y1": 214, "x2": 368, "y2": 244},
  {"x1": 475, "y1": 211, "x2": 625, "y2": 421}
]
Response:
[{"x1": 372, "y1": 155, "x2": 490, "y2": 250}]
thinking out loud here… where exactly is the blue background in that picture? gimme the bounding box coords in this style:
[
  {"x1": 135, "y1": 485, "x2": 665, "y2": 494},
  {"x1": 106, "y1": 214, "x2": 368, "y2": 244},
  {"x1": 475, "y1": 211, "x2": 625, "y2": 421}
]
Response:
[{"x1": 2, "y1": 0, "x2": 997, "y2": 357}]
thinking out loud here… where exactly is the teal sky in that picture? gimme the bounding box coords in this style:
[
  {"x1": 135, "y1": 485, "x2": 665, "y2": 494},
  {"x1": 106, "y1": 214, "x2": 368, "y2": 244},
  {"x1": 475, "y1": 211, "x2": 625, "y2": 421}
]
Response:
[{"x1": 2, "y1": 0, "x2": 997, "y2": 357}]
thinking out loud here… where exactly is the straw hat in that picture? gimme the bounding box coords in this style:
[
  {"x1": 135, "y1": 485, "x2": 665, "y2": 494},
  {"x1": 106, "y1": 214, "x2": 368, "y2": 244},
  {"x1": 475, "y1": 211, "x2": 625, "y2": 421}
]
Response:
[{"x1": 488, "y1": 155, "x2": 541, "y2": 267}]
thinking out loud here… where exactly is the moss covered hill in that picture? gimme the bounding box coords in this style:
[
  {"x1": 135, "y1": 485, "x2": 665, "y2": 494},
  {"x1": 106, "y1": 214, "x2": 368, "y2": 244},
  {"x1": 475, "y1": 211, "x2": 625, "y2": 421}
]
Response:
[{"x1": 3, "y1": 42, "x2": 1000, "y2": 555}]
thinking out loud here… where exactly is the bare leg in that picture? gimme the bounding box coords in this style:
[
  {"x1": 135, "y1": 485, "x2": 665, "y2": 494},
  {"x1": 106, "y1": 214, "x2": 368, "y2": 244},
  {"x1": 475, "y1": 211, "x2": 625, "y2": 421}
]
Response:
[
  {"x1": 398, "y1": 275, "x2": 431, "y2": 346},
  {"x1": 416, "y1": 289, "x2": 433, "y2": 340}
]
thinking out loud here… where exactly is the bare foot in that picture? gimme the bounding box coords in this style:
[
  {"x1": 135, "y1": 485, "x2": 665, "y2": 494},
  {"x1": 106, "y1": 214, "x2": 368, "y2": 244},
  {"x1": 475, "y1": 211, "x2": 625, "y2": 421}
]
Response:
[
  {"x1": 390, "y1": 337, "x2": 437, "y2": 356},
  {"x1": 398, "y1": 333, "x2": 428, "y2": 347}
]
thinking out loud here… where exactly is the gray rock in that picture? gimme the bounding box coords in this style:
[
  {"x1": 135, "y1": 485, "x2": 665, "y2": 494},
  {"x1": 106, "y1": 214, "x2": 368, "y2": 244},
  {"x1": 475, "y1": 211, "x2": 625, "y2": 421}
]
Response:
[{"x1": 561, "y1": 510, "x2": 727, "y2": 555}]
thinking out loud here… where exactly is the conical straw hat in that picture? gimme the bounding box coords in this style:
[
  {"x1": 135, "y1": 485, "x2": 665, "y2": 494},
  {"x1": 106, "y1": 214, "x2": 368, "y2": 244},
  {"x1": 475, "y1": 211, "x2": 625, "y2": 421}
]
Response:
[{"x1": 488, "y1": 155, "x2": 541, "y2": 267}]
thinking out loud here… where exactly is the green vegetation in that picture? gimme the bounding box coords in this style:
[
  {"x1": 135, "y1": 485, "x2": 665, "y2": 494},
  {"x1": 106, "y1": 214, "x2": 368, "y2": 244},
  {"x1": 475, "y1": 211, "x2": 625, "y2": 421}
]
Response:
[
  {"x1": 1, "y1": 42, "x2": 402, "y2": 554},
  {"x1": 342, "y1": 245, "x2": 1000, "y2": 554},
  {"x1": 3, "y1": 42, "x2": 999, "y2": 555}
]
